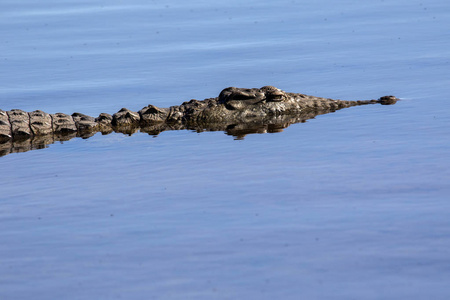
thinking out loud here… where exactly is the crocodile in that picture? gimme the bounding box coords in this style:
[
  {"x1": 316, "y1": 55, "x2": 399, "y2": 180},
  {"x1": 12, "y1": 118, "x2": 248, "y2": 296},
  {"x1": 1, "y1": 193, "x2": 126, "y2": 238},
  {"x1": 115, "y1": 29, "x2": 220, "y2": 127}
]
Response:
[{"x1": 0, "y1": 86, "x2": 397, "y2": 157}]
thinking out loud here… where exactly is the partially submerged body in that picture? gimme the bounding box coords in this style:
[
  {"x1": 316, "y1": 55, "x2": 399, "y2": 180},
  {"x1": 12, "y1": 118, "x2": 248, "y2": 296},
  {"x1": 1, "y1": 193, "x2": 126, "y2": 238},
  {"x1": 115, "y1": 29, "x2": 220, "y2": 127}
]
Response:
[{"x1": 0, "y1": 86, "x2": 397, "y2": 156}]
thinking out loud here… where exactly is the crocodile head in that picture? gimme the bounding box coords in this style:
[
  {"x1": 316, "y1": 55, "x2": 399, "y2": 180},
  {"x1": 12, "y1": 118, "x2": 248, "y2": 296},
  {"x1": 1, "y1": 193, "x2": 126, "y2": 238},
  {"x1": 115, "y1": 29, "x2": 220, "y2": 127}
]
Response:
[{"x1": 218, "y1": 86, "x2": 287, "y2": 110}]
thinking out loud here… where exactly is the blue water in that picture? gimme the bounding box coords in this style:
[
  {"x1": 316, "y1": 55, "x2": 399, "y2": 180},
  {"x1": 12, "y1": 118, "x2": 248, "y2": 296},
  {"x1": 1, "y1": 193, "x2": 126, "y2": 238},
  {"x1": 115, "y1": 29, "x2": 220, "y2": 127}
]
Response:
[{"x1": 1, "y1": 0, "x2": 450, "y2": 299}]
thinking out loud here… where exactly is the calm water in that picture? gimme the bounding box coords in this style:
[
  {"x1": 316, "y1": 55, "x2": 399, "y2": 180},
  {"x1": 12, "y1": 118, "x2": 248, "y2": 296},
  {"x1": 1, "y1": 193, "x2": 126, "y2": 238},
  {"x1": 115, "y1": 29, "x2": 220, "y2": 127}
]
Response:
[{"x1": 1, "y1": 0, "x2": 450, "y2": 299}]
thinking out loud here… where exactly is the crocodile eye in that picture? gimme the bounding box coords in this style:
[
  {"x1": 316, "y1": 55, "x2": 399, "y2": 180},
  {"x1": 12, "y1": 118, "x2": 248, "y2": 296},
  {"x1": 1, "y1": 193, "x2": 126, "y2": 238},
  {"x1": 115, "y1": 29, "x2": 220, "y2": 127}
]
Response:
[
  {"x1": 260, "y1": 86, "x2": 286, "y2": 102},
  {"x1": 266, "y1": 92, "x2": 286, "y2": 102},
  {"x1": 268, "y1": 94, "x2": 284, "y2": 101}
]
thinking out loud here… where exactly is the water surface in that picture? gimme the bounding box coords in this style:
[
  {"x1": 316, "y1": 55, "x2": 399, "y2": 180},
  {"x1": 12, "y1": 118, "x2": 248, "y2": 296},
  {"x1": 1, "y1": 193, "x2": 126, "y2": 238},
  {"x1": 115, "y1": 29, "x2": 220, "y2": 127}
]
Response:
[{"x1": 1, "y1": 0, "x2": 450, "y2": 299}]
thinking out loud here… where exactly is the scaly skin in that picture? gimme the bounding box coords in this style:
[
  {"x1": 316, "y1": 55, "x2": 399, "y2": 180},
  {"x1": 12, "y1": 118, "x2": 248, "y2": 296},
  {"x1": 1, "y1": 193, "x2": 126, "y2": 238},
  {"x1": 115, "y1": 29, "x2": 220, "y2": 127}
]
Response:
[{"x1": 0, "y1": 86, "x2": 397, "y2": 156}]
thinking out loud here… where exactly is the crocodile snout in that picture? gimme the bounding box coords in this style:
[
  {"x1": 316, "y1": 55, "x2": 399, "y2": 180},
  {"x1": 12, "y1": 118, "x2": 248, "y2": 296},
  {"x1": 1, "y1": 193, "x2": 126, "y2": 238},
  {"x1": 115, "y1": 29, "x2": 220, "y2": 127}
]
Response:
[{"x1": 378, "y1": 95, "x2": 398, "y2": 105}]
